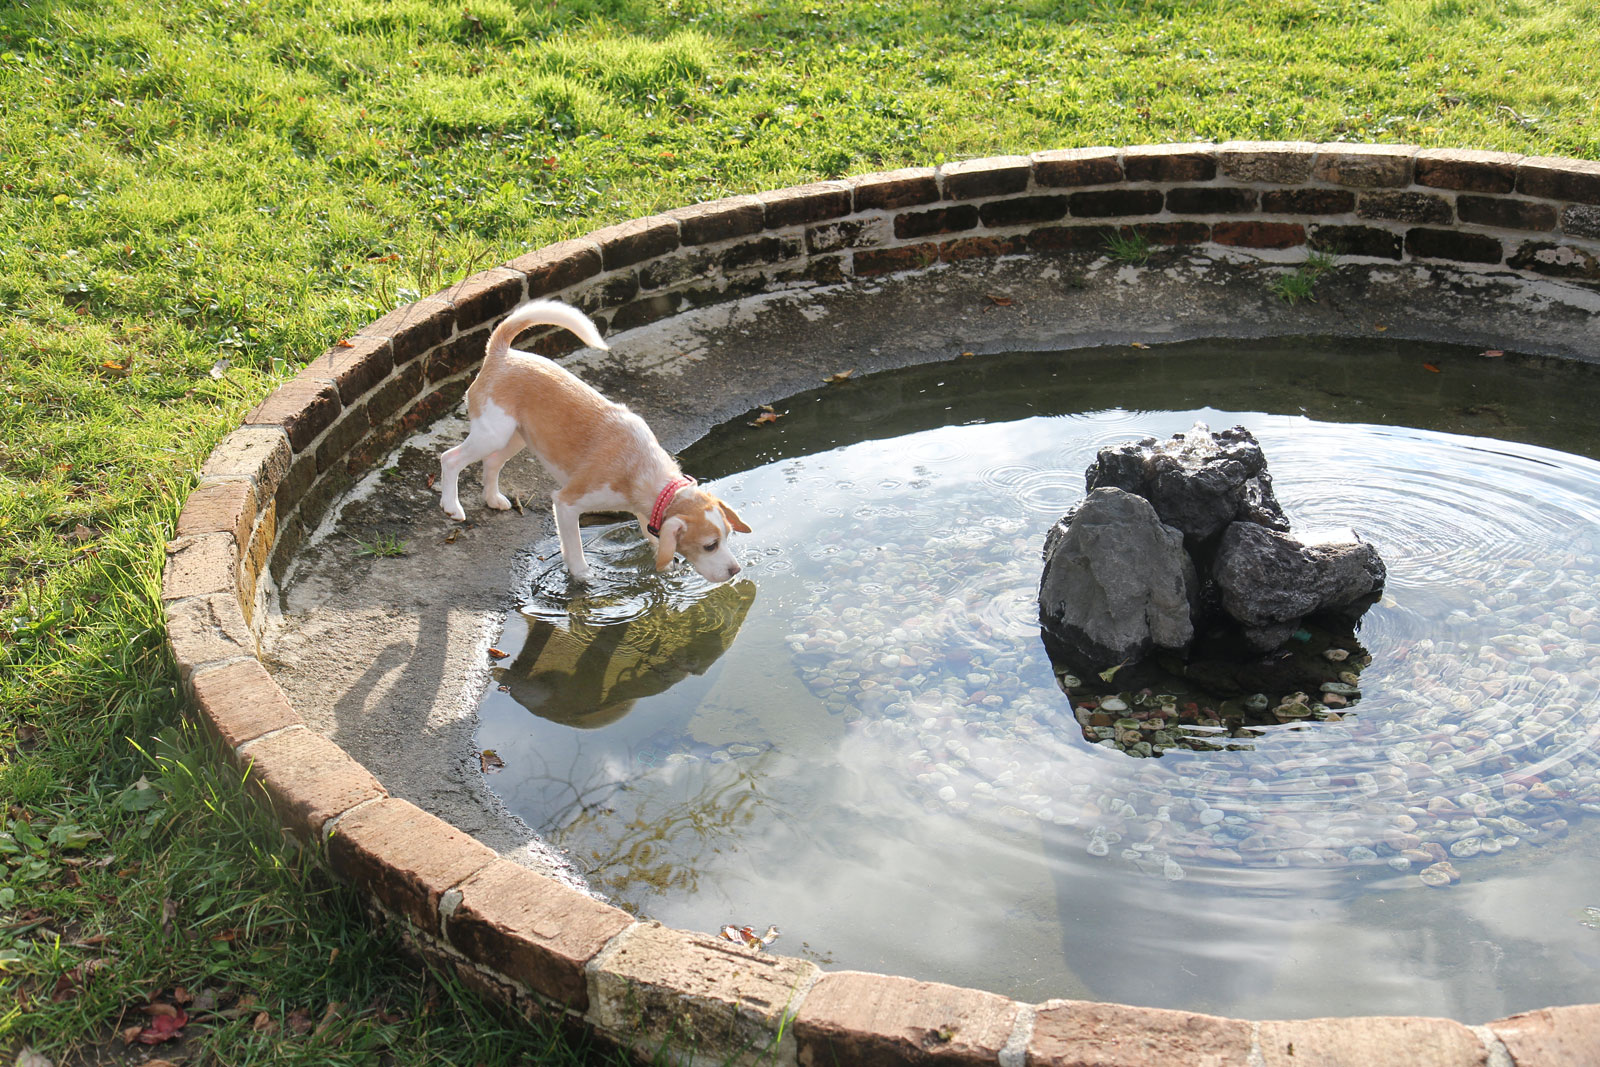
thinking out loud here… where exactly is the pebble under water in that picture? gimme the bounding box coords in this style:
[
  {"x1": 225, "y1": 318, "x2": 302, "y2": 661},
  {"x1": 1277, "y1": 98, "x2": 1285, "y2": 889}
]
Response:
[{"x1": 475, "y1": 339, "x2": 1600, "y2": 1021}]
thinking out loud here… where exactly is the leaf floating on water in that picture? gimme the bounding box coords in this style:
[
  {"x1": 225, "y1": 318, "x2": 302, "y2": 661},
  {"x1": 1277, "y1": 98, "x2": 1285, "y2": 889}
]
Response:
[
  {"x1": 1481, "y1": 349, "x2": 1505, "y2": 358},
  {"x1": 1097, "y1": 661, "x2": 1128, "y2": 683},
  {"x1": 719, "y1": 923, "x2": 779, "y2": 950},
  {"x1": 1422, "y1": 362, "x2": 1442, "y2": 374},
  {"x1": 748, "y1": 405, "x2": 784, "y2": 427},
  {"x1": 1374, "y1": 322, "x2": 1388, "y2": 331},
  {"x1": 823, "y1": 369, "x2": 854, "y2": 384},
  {"x1": 480, "y1": 749, "x2": 505, "y2": 772},
  {"x1": 1130, "y1": 342, "x2": 1150, "y2": 350},
  {"x1": 487, "y1": 647, "x2": 508, "y2": 659}
]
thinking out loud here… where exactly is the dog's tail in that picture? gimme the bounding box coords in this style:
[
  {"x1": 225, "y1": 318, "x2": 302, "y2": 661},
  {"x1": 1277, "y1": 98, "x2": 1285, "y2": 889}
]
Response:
[{"x1": 485, "y1": 299, "x2": 609, "y2": 367}]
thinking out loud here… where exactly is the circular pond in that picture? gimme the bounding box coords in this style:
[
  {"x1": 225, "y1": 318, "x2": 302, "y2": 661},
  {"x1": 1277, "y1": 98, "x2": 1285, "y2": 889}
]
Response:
[{"x1": 474, "y1": 337, "x2": 1600, "y2": 1020}]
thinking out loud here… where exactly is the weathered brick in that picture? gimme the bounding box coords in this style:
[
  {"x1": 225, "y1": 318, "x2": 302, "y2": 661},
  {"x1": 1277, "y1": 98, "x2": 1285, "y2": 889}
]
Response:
[
  {"x1": 587, "y1": 923, "x2": 820, "y2": 1063},
  {"x1": 1517, "y1": 156, "x2": 1600, "y2": 205},
  {"x1": 1488, "y1": 1003, "x2": 1600, "y2": 1067},
  {"x1": 177, "y1": 478, "x2": 257, "y2": 548},
  {"x1": 852, "y1": 168, "x2": 941, "y2": 211},
  {"x1": 940, "y1": 234, "x2": 1028, "y2": 261},
  {"x1": 1026, "y1": 225, "x2": 1108, "y2": 252},
  {"x1": 895, "y1": 206, "x2": 980, "y2": 240},
  {"x1": 356, "y1": 297, "x2": 454, "y2": 365},
  {"x1": 808, "y1": 217, "x2": 890, "y2": 254},
  {"x1": 294, "y1": 465, "x2": 354, "y2": 539},
  {"x1": 794, "y1": 971, "x2": 1018, "y2": 1067},
  {"x1": 442, "y1": 267, "x2": 525, "y2": 330},
  {"x1": 638, "y1": 248, "x2": 717, "y2": 290},
  {"x1": 1406, "y1": 227, "x2": 1504, "y2": 264},
  {"x1": 1415, "y1": 148, "x2": 1520, "y2": 193},
  {"x1": 1217, "y1": 141, "x2": 1318, "y2": 184},
  {"x1": 237, "y1": 727, "x2": 385, "y2": 837},
  {"x1": 246, "y1": 377, "x2": 341, "y2": 454},
  {"x1": 610, "y1": 293, "x2": 682, "y2": 332},
  {"x1": 1212, "y1": 221, "x2": 1306, "y2": 249},
  {"x1": 1136, "y1": 221, "x2": 1212, "y2": 245},
  {"x1": 1261, "y1": 188, "x2": 1358, "y2": 215},
  {"x1": 1358, "y1": 191, "x2": 1453, "y2": 225},
  {"x1": 977, "y1": 195, "x2": 1069, "y2": 228},
  {"x1": 1166, "y1": 186, "x2": 1258, "y2": 215},
  {"x1": 1308, "y1": 224, "x2": 1404, "y2": 259},
  {"x1": 446, "y1": 859, "x2": 633, "y2": 1011},
  {"x1": 364, "y1": 362, "x2": 426, "y2": 426},
  {"x1": 314, "y1": 401, "x2": 372, "y2": 474},
  {"x1": 163, "y1": 533, "x2": 238, "y2": 602},
  {"x1": 760, "y1": 181, "x2": 853, "y2": 228},
  {"x1": 1030, "y1": 1000, "x2": 1253, "y2": 1067},
  {"x1": 508, "y1": 239, "x2": 604, "y2": 298},
  {"x1": 942, "y1": 156, "x2": 1032, "y2": 200},
  {"x1": 1032, "y1": 147, "x2": 1123, "y2": 188},
  {"x1": 720, "y1": 235, "x2": 801, "y2": 272},
  {"x1": 1257, "y1": 1016, "x2": 1487, "y2": 1067},
  {"x1": 423, "y1": 328, "x2": 489, "y2": 384},
  {"x1": 201, "y1": 426, "x2": 293, "y2": 496},
  {"x1": 326, "y1": 798, "x2": 495, "y2": 935},
  {"x1": 1508, "y1": 241, "x2": 1600, "y2": 281},
  {"x1": 590, "y1": 215, "x2": 680, "y2": 271},
  {"x1": 164, "y1": 593, "x2": 256, "y2": 679},
  {"x1": 853, "y1": 243, "x2": 941, "y2": 277},
  {"x1": 666, "y1": 196, "x2": 766, "y2": 245},
  {"x1": 302, "y1": 335, "x2": 395, "y2": 405},
  {"x1": 1069, "y1": 189, "x2": 1164, "y2": 218},
  {"x1": 1312, "y1": 144, "x2": 1417, "y2": 188},
  {"x1": 1457, "y1": 195, "x2": 1560, "y2": 232},
  {"x1": 1124, "y1": 145, "x2": 1217, "y2": 183},
  {"x1": 239, "y1": 500, "x2": 276, "y2": 614},
  {"x1": 189, "y1": 658, "x2": 301, "y2": 749},
  {"x1": 267, "y1": 517, "x2": 305, "y2": 588},
  {"x1": 1564, "y1": 204, "x2": 1600, "y2": 240}
]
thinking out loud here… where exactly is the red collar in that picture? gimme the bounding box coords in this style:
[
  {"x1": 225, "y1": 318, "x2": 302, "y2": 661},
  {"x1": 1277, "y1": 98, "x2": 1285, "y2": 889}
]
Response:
[{"x1": 647, "y1": 475, "x2": 696, "y2": 536}]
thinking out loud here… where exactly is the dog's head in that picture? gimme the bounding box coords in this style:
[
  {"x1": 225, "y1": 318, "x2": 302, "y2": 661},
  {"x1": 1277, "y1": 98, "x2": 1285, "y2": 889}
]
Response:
[{"x1": 654, "y1": 489, "x2": 751, "y2": 583}]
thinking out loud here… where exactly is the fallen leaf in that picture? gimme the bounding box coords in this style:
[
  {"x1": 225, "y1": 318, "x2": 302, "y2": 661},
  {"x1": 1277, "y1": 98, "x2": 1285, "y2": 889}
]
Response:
[
  {"x1": 14, "y1": 1047, "x2": 53, "y2": 1067},
  {"x1": 211, "y1": 927, "x2": 242, "y2": 943},
  {"x1": 1422, "y1": 362, "x2": 1442, "y2": 373},
  {"x1": 480, "y1": 750, "x2": 505, "y2": 772},
  {"x1": 72, "y1": 524, "x2": 97, "y2": 541},
  {"x1": 1374, "y1": 322, "x2": 1388, "y2": 331},
  {"x1": 1098, "y1": 661, "x2": 1128, "y2": 684},
  {"x1": 822, "y1": 369, "x2": 854, "y2": 384},
  {"x1": 984, "y1": 294, "x2": 1014, "y2": 307},
  {"x1": 336, "y1": 338, "x2": 356, "y2": 348},
  {"x1": 252, "y1": 1011, "x2": 278, "y2": 1035},
  {"x1": 287, "y1": 1007, "x2": 315, "y2": 1035},
  {"x1": 426, "y1": 472, "x2": 436, "y2": 489},
  {"x1": 172, "y1": 985, "x2": 193, "y2": 1005},
  {"x1": 314, "y1": 1001, "x2": 345, "y2": 1037},
  {"x1": 486, "y1": 647, "x2": 508, "y2": 659},
  {"x1": 135, "y1": 1007, "x2": 188, "y2": 1044},
  {"x1": 160, "y1": 898, "x2": 178, "y2": 934},
  {"x1": 748, "y1": 405, "x2": 783, "y2": 427},
  {"x1": 120, "y1": 1025, "x2": 144, "y2": 1045},
  {"x1": 1130, "y1": 342, "x2": 1150, "y2": 350},
  {"x1": 209, "y1": 358, "x2": 230, "y2": 379},
  {"x1": 959, "y1": 351, "x2": 975, "y2": 358},
  {"x1": 1481, "y1": 348, "x2": 1504, "y2": 358}
]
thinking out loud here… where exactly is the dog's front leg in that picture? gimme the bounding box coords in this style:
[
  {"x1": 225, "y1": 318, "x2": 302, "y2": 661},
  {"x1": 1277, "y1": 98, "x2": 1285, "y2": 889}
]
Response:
[{"x1": 552, "y1": 496, "x2": 591, "y2": 581}]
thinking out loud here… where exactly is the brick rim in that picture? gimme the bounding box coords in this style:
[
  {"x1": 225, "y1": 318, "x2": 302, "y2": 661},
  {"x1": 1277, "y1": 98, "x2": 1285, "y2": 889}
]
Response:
[{"x1": 165, "y1": 142, "x2": 1600, "y2": 1067}]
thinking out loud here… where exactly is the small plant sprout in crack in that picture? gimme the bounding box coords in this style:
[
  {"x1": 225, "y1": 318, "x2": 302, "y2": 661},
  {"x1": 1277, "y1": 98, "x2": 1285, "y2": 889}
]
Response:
[
  {"x1": 354, "y1": 533, "x2": 409, "y2": 558},
  {"x1": 1269, "y1": 250, "x2": 1337, "y2": 305},
  {"x1": 1103, "y1": 226, "x2": 1153, "y2": 265}
]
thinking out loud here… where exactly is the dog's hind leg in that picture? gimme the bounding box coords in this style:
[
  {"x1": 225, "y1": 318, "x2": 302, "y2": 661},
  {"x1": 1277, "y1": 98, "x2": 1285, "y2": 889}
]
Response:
[
  {"x1": 480, "y1": 432, "x2": 526, "y2": 510},
  {"x1": 439, "y1": 415, "x2": 516, "y2": 520}
]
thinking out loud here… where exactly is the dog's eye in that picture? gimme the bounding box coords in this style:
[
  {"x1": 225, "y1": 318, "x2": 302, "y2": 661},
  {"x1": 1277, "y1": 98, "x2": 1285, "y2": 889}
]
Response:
[{"x1": 704, "y1": 539, "x2": 719, "y2": 552}]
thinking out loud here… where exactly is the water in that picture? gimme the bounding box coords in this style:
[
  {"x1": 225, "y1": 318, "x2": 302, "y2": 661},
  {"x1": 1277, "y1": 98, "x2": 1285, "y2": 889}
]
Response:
[{"x1": 475, "y1": 338, "x2": 1600, "y2": 1021}]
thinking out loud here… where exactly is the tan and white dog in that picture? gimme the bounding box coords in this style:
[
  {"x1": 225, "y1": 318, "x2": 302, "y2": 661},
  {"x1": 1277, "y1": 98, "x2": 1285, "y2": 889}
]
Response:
[{"x1": 438, "y1": 300, "x2": 750, "y2": 583}]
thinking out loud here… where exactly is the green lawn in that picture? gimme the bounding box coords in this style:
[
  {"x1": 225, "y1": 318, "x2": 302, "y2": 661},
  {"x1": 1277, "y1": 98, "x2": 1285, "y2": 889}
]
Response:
[{"x1": 2, "y1": 0, "x2": 1596, "y2": 1061}]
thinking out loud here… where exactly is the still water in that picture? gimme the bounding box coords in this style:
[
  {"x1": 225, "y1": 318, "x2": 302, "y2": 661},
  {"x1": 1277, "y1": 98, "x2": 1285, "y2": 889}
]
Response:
[{"x1": 476, "y1": 338, "x2": 1600, "y2": 1021}]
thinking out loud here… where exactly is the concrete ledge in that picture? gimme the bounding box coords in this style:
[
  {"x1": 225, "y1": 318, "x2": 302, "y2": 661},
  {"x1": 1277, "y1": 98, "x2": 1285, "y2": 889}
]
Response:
[{"x1": 165, "y1": 143, "x2": 1600, "y2": 1066}]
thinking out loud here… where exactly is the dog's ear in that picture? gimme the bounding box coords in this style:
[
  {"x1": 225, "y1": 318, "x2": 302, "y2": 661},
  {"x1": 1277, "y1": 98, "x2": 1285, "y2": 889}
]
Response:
[
  {"x1": 655, "y1": 516, "x2": 685, "y2": 571},
  {"x1": 718, "y1": 500, "x2": 752, "y2": 534}
]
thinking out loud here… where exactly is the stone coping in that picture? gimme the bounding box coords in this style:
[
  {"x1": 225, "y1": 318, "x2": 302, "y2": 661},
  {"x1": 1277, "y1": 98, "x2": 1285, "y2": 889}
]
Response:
[{"x1": 165, "y1": 143, "x2": 1600, "y2": 1066}]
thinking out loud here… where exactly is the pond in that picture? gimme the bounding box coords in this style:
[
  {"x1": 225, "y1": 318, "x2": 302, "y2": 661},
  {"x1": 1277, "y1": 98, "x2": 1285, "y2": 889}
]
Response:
[{"x1": 474, "y1": 337, "x2": 1600, "y2": 1021}]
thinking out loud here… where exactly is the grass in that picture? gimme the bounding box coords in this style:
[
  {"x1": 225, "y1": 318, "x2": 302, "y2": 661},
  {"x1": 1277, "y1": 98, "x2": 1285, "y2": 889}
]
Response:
[
  {"x1": 1103, "y1": 226, "x2": 1154, "y2": 265},
  {"x1": 1, "y1": 0, "x2": 1596, "y2": 1061},
  {"x1": 1269, "y1": 250, "x2": 1339, "y2": 304}
]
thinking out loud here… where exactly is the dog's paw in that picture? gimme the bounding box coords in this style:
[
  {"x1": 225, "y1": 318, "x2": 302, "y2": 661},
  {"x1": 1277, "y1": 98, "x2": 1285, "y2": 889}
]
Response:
[
  {"x1": 485, "y1": 493, "x2": 512, "y2": 511},
  {"x1": 567, "y1": 564, "x2": 592, "y2": 583},
  {"x1": 443, "y1": 503, "x2": 467, "y2": 522}
]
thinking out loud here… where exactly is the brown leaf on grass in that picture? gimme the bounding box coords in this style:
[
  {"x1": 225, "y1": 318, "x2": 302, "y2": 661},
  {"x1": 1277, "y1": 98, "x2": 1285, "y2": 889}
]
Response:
[
  {"x1": 314, "y1": 1001, "x2": 345, "y2": 1037},
  {"x1": 480, "y1": 749, "x2": 505, "y2": 772},
  {"x1": 160, "y1": 898, "x2": 178, "y2": 934},
  {"x1": 287, "y1": 1007, "x2": 315, "y2": 1035},
  {"x1": 134, "y1": 1006, "x2": 188, "y2": 1044},
  {"x1": 49, "y1": 958, "x2": 111, "y2": 1001},
  {"x1": 252, "y1": 1011, "x2": 279, "y2": 1035}
]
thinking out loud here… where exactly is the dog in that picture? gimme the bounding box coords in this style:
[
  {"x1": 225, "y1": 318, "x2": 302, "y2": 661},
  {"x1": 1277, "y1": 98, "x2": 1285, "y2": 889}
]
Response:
[{"x1": 438, "y1": 300, "x2": 750, "y2": 584}]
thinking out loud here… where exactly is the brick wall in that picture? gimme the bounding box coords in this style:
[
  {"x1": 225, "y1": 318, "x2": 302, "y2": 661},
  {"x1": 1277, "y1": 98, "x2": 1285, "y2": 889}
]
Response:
[{"x1": 164, "y1": 143, "x2": 1600, "y2": 1067}]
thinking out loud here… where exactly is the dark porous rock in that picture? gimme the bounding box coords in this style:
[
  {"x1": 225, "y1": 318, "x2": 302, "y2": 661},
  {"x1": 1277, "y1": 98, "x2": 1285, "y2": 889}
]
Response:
[
  {"x1": 1085, "y1": 424, "x2": 1289, "y2": 545},
  {"x1": 1039, "y1": 488, "x2": 1197, "y2": 670},
  {"x1": 1213, "y1": 522, "x2": 1387, "y2": 651}
]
